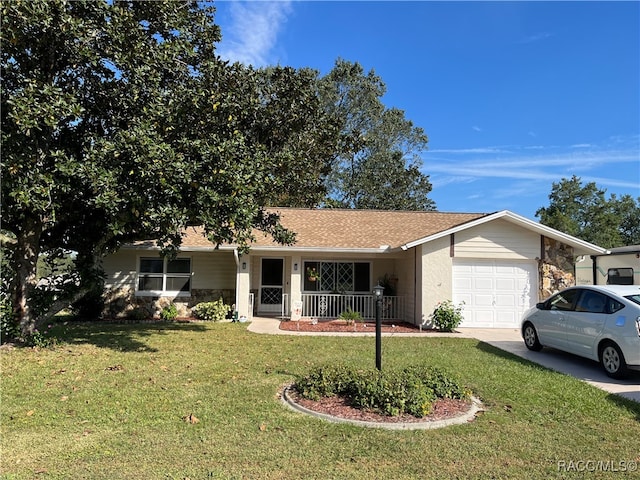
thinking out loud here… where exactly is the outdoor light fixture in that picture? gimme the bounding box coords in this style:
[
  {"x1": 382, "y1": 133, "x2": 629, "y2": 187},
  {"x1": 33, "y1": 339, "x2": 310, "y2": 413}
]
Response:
[
  {"x1": 294, "y1": 263, "x2": 298, "y2": 271},
  {"x1": 242, "y1": 262, "x2": 247, "y2": 270},
  {"x1": 373, "y1": 283, "x2": 384, "y2": 370}
]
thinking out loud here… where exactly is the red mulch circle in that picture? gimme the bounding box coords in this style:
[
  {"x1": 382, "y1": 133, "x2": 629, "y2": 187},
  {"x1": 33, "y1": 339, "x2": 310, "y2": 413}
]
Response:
[
  {"x1": 286, "y1": 388, "x2": 472, "y2": 424},
  {"x1": 279, "y1": 319, "x2": 446, "y2": 334}
]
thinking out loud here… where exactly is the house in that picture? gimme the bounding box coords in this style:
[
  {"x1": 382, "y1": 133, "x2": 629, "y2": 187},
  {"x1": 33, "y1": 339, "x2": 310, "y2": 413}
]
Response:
[
  {"x1": 101, "y1": 208, "x2": 608, "y2": 328},
  {"x1": 576, "y1": 245, "x2": 640, "y2": 286}
]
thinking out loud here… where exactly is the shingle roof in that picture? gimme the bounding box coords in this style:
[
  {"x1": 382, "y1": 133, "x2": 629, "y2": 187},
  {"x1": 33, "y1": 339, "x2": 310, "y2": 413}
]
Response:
[{"x1": 178, "y1": 208, "x2": 488, "y2": 251}]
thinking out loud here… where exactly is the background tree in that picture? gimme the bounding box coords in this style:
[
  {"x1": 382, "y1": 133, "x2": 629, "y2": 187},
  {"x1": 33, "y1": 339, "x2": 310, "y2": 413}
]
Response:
[
  {"x1": 536, "y1": 176, "x2": 640, "y2": 248},
  {"x1": 1, "y1": 0, "x2": 339, "y2": 338},
  {"x1": 318, "y1": 59, "x2": 435, "y2": 210}
]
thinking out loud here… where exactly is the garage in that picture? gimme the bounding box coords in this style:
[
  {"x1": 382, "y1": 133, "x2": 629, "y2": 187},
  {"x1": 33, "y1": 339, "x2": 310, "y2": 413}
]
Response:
[{"x1": 453, "y1": 260, "x2": 537, "y2": 328}]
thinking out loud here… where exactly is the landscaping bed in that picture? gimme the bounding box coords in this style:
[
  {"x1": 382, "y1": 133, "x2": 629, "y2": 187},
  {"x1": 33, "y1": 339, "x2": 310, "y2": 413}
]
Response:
[{"x1": 279, "y1": 319, "x2": 445, "y2": 333}]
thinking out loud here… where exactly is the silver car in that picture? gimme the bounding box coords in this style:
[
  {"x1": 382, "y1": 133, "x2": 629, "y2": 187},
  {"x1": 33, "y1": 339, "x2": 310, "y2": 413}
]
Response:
[{"x1": 521, "y1": 285, "x2": 640, "y2": 378}]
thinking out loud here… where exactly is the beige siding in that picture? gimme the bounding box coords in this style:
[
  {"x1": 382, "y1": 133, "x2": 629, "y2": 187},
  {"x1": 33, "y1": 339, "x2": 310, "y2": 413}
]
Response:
[
  {"x1": 455, "y1": 219, "x2": 539, "y2": 259},
  {"x1": 191, "y1": 251, "x2": 237, "y2": 290},
  {"x1": 104, "y1": 250, "x2": 138, "y2": 288},
  {"x1": 103, "y1": 249, "x2": 237, "y2": 291}
]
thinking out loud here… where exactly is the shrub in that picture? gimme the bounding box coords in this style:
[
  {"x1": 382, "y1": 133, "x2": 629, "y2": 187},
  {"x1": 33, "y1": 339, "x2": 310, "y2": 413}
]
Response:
[
  {"x1": 160, "y1": 304, "x2": 178, "y2": 321},
  {"x1": 192, "y1": 299, "x2": 230, "y2": 322},
  {"x1": 127, "y1": 307, "x2": 148, "y2": 321},
  {"x1": 403, "y1": 365, "x2": 470, "y2": 399},
  {"x1": 338, "y1": 308, "x2": 362, "y2": 326},
  {"x1": 295, "y1": 363, "x2": 470, "y2": 418},
  {"x1": 0, "y1": 287, "x2": 18, "y2": 342},
  {"x1": 430, "y1": 300, "x2": 465, "y2": 332},
  {"x1": 25, "y1": 325, "x2": 58, "y2": 349},
  {"x1": 295, "y1": 364, "x2": 354, "y2": 401}
]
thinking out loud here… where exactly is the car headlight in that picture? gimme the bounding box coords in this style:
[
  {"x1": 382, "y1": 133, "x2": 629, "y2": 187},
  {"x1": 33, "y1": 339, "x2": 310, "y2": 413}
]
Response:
[{"x1": 636, "y1": 316, "x2": 640, "y2": 337}]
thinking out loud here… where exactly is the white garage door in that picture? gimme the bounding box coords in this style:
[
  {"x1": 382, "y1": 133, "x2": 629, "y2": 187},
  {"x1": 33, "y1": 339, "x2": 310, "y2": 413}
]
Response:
[{"x1": 453, "y1": 260, "x2": 537, "y2": 328}]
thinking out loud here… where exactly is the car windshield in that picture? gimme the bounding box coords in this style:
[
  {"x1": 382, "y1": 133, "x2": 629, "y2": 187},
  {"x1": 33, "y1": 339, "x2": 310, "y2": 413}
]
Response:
[{"x1": 624, "y1": 294, "x2": 640, "y2": 306}]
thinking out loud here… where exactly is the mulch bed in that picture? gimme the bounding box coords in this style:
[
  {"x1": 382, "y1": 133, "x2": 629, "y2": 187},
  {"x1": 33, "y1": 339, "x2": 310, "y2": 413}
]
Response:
[
  {"x1": 279, "y1": 319, "x2": 449, "y2": 334},
  {"x1": 286, "y1": 388, "x2": 472, "y2": 424}
]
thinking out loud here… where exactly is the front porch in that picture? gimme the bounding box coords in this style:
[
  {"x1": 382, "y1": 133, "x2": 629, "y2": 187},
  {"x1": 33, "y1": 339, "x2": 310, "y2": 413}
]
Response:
[
  {"x1": 237, "y1": 253, "x2": 416, "y2": 324},
  {"x1": 279, "y1": 293, "x2": 405, "y2": 321},
  {"x1": 300, "y1": 293, "x2": 405, "y2": 321}
]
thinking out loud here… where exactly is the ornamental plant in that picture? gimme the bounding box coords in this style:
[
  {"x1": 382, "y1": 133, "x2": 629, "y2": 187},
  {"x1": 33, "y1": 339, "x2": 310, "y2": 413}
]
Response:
[
  {"x1": 338, "y1": 308, "x2": 362, "y2": 326},
  {"x1": 160, "y1": 304, "x2": 178, "y2": 321},
  {"x1": 192, "y1": 299, "x2": 230, "y2": 322},
  {"x1": 295, "y1": 363, "x2": 470, "y2": 418},
  {"x1": 306, "y1": 267, "x2": 320, "y2": 281},
  {"x1": 430, "y1": 300, "x2": 465, "y2": 332}
]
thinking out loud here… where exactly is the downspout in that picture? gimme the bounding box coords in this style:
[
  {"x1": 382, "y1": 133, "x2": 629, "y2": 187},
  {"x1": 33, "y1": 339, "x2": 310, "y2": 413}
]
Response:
[{"x1": 591, "y1": 255, "x2": 597, "y2": 286}]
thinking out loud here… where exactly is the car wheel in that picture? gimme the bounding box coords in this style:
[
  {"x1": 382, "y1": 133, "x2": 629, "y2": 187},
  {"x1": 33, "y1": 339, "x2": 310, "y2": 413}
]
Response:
[
  {"x1": 523, "y1": 322, "x2": 543, "y2": 351},
  {"x1": 600, "y1": 342, "x2": 629, "y2": 379}
]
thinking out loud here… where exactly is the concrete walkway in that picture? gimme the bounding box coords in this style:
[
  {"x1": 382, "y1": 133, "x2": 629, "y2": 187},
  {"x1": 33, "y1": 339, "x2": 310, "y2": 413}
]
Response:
[{"x1": 247, "y1": 317, "x2": 640, "y2": 403}]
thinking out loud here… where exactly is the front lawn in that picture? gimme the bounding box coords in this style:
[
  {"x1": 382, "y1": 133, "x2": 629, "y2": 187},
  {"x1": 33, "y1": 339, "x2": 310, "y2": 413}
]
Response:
[{"x1": 1, "y1": 322, "x2": 638, "y2": 479}]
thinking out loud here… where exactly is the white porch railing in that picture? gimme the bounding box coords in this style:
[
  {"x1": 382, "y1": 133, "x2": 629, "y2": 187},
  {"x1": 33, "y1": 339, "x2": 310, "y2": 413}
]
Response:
[{"x1": 300, "y1": 294, "x2": 404, "y2": 321}]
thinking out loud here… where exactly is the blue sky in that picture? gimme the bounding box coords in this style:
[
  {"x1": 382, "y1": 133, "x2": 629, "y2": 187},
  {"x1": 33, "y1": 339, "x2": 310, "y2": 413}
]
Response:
[{"x1": 212, "y1": 1, "x2": 639, "y2": 220}]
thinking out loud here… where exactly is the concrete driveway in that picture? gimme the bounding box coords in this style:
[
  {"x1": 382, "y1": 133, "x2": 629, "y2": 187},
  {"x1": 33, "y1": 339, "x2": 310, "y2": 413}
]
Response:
[{"x1": 458, "y1": 328, "x2": 640, "y2": 403}]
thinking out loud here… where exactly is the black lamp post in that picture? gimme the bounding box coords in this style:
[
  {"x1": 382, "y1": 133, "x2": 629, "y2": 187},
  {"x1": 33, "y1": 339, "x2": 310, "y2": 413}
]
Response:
[{"x1": 373, "y1": 283, "x2": 385, "y2": 370}]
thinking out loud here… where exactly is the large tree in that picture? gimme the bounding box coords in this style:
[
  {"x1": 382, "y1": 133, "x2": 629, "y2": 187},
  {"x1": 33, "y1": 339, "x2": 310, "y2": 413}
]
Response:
[
  {"x1": 318, "y1": 59, "x2": 435, "y2": 211},
  {"x1": 1, "y1": 0, "x2": 339, "y2": 337},
  {"x1": 536, "y1": 176, "x2": 640, "y2": 248}
]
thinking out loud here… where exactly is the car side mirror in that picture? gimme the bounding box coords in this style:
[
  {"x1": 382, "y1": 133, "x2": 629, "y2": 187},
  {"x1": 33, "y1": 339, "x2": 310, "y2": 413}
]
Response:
[{"x1": 536, "y1": 302, "x2": 547, "y2": 310}]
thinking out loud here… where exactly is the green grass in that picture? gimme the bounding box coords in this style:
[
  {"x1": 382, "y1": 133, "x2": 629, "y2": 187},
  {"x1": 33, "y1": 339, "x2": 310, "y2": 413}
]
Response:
[{"x1": 1, "y1": 321, "x2": 639, "y2": 479}]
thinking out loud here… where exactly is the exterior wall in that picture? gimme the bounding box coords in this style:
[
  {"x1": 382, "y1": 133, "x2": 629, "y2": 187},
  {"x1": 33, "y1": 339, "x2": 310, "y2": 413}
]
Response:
[
  {"x1": 395, "y1": 249, "x2": 416, "y2": 323},
  {"x1": 416, "y1": 223, "x2": 578, "y2": 325},
  {"x1": 455, "y1": 219, "x2": 539, "y2": 259},
  {"x1": 453, "y1": 221, "x2": 576, "y2": 301},
  {"x1": 539, "y1": 237, "x2": 575, "y2": 299},
  {"x1": 103, "y1": 249, "x2": 138, "y2": 288},
  {"x1": 102, "y1": 249, "x2": 237, "y2": 319},
  {"x1": 419, "y1": 236, "x2": 452, "y2": 326}
]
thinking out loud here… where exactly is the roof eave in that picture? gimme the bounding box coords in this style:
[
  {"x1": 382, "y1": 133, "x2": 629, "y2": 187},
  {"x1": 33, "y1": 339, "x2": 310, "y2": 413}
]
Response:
[{"x1": 401, "y1": 210, "x2": 609, "y2": 255}]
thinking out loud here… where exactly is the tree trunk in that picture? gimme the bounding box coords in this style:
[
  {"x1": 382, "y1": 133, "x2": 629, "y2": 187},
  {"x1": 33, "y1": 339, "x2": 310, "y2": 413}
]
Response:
[{"x1": 13, "y1": 216, "x2": 43, "y2": 338}]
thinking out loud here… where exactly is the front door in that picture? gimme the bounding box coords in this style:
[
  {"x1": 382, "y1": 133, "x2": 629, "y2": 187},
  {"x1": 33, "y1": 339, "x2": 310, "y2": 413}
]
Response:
[{"x1": 260, "y1": 258, "x2": 284, "y2": 314}]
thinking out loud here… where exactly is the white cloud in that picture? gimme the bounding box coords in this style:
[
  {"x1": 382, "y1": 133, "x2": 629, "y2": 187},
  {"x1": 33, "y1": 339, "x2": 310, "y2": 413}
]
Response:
[
  {"x1": 429, "y1": 147, "x2": 508, "y2": 154},
  {"x1": 425, "y1": 139, "x2": 640, "y2": 190},
  {"x1": 217, "y1": 1, "x2": 293, "y2": 67},
  {"x1": 472, "y1": 125, "x2": 482, "y2": 132}
]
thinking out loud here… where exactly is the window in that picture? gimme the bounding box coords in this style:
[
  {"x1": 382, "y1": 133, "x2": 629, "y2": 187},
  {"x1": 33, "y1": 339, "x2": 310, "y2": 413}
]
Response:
[
  {"x1": 548, "y1": 289, "x2": 580, "y2": 311},
  {"x1": 575, "y1": 291, "x2": 607, "y2": 314},
  {"x1": 137, "y1": 257, "x2": 191, "y2": 295},
  {"x1": 303, "y1": 261, "x2": 370, "y2": 292},
  {"x1": 607, "y1": 268, "x2": 634, "y2": 285}
]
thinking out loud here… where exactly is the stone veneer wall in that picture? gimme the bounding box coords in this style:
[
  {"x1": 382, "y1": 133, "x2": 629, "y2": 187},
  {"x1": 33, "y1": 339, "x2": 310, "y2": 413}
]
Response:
[
  {"x1": 539, "y1": 237, "x2": 575, "y2": 300},
  {"x1": 102, "y1": 287, "x2": 235, "y2": 319}
]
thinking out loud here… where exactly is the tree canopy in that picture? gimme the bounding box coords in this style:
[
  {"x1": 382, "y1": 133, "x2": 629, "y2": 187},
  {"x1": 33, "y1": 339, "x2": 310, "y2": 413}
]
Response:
[
  {"x1": 1, "y1": 0, "x2": 340, "y2": 336},
  {"x1": 318, "y1": 59, "x2": 435, "y2": 211},
  {"x1": 535, "y1": 175, "x2": 640, "y2": 248}
]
